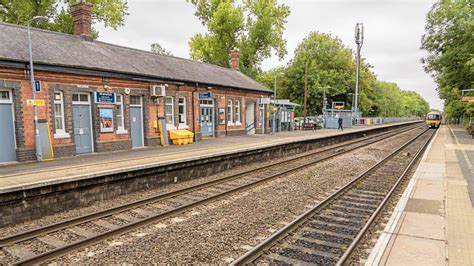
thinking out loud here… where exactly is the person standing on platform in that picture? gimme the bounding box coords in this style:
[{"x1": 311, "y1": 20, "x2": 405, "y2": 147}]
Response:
[{"x1": 338, "y1": 116, "x2": 343, "y2": 131}]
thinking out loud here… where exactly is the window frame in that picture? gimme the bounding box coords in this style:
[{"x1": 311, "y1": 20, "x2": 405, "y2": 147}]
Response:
[
  {"x1": 0, "y1": 89, "x2": 12, "y2": 104},
  {"x1": 53, "y1": 91, "x2": 69, "y2": 138},
  {"x1": 227, "y1": 99, "x2": 233, "y2": 125},
  {"x1": 115, "y1": 94, "x2": 127, "y2": 134},
  {"x1": 165, "y1": 96, "x2": 175, "y2": 129},
  {"x1": 234, "y1": 99, "x2": 241, "y2": 125},
  {"x1": 178, "y1": 96, "x2": 187, "y2": 128}
]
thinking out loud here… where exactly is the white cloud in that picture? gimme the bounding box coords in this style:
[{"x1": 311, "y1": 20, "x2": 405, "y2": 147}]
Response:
[{"x1": 94, "y1": 0, "x2": 442, "y2": 110}]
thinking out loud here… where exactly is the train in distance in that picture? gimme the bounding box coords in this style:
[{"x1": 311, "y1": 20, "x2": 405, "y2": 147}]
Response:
[{"x1": 426, "y1": 111, "x2": 442, "y2": 128}]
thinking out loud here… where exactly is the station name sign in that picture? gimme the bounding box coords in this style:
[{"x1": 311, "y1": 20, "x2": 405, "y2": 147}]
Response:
[
  {"x1": 95, "y1": 92, "x2": 116, "y2": 104},
  {"x1": 199, "y1": 92, "x2": 213, "y2": 100}
]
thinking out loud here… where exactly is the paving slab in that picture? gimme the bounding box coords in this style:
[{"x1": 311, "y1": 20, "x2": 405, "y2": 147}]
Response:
[
  {"x1": 367, "y1": 125, "x2": 474, "y2": 266},
  {"x1": 384, "y1": 235, "x2": 446, "y2": 266}
]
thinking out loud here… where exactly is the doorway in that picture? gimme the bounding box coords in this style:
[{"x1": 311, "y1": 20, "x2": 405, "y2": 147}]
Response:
[
  {"x1": 0, "y1": 89, "x2": 16, "y2": 162},
  {"x1": 200, "y1": 99, "x2": 214, "y2": 138},
  {"x1": 72, "y1": 93, "x2": 93, "y2": 154},
  {"x1": 130, "y1": 95, "x2": 144, "y2": 148},
  {"x1": 246, "y1": 100, "x2": 255, "y2": 134}
]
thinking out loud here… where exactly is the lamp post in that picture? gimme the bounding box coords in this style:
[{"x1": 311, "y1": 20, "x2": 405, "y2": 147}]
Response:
[
  {"x1": 354, "y1": 23, "x2": 364, "y2": 119},
  {"x1": 28, "y1": 16, "x2": 47, "y2": 161},
  {"x1": 318, "y1": 86, "x2": 330, "y2": 128},
  {"x1": 273, "y1": 72, "x2": 284, "y2": 133}
]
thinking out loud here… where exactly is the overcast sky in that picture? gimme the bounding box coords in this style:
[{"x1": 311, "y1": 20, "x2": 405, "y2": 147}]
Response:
[{"x1": 95, "y1": 0, "x2": 442, "y2": 110}]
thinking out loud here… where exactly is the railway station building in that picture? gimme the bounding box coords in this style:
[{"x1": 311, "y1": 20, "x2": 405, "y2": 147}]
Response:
[{"x1": 0, "y1": 1, "x2": 272, "y2": 163}]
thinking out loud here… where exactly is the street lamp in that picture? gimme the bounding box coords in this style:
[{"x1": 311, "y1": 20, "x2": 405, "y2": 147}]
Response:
[
  {"x1": 28, "y1": 15, "x2": 47, "y2": 161},
  {"x1": 354, "y1": 22, "x2": 364, "y2": 119},
  {"x1": 272, "y1": 72, "x2": 284, "y2": 133},
  {"x1": 318, "y1": 86, "x2": 330, "y2": 128}
]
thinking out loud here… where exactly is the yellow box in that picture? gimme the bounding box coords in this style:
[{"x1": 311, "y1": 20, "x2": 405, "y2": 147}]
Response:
[{"x1": 169, "y1": 130, "x2": 194, "y2": 145}]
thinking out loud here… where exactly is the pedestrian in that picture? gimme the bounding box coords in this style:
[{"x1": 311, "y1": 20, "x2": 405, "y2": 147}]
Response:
[{"x1": 338, "y1": 116, "x2": 343, "y2": 131}]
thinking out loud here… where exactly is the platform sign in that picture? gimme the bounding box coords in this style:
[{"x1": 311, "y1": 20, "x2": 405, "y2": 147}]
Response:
[
  {"x1": 26, "y1": 99, "x2": 45, "y2": 106},
  {"x1": 461, "y1": 96, "x2": 474, "y2": 103},
  {"x1": 259, "y1": 97, "x2": 270, "y2": 104},
  {"x1": 333, "y1": 101, "x2": 344, "y2": 110},
  {"x1": 199, "y1": 92, "x2": 213, "y2": 100},
  {"x1": 34, "y1": 80, "x2": 41, "y2": 92},
  {"x1": 94, "y1": 92, "x2": 116, "y2": 104}
]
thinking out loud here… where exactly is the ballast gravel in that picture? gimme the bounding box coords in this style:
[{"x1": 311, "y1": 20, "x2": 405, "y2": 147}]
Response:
[{"x1": 47, "y1": 128, "x2": 422, "y2": 264}]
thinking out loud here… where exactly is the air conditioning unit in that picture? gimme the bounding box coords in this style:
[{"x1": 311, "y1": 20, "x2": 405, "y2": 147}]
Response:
[{"x1": 150, "y1": 85, "x2": 166, "y2": 97}]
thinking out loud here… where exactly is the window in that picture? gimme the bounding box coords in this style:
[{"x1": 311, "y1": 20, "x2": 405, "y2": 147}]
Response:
[
  {"x1": 165, "y1": 96, "x2": 174, "y2": 126},
  {"x1": 130, "y1": 95, "x2": 142, "y2": 106},
  {"x1": 0, "y1": 90, "x2": 10, "y2": 102},
  {"x1": 72, "y1": 93, "x2": 89, "y2": 104},
  {"x1": 53, "y1": 92, "x2": 69, "y2": 138},
  {"x1": 116, "y1": 94, "x2": 125, "y2": 132},
  {"x1": 178, "y1": 97, "x2": 187, "y2": 126},
  {"x1": 227, "y1": 99, "x2": 233, "y2": 124},
  {"x1": 234, "y1": 100, "x2": 241, "y2": 124}
]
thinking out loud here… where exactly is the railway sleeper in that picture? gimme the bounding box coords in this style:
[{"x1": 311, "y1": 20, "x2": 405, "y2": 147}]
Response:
[
  {"x1": 313, "y1": 215, "x2": 364, "y2": 228},
  {"x1": 308, "y1": 220, "x2": 360, "y2": 232},
  {"x1": 325, "y1": 209, "x2": 369, "y2": 219},
  {"x1": 301, "y1": 227, "x2": 354, "y2": 239},
  {"x1": 344, "y1": 192, "x2": 383, "y2": 201},
  {"x1": 330, "y1": 205, "x2": 373, "y2": 215},
  {"x1": 305, "y1": 222, "x2": 358, "y2": 237},
  {"x1": 280, "y1": 243, "x2": 339, "y2": 261},
  {"x1": 290, "y1": 238, "x2": 343, "y2": 255},
  {"x1": 334, "y1": 200, "x2": 378, "y2": 210},
  {"x1": 340, "y1": 195, "x2": 380, "y2": 205}
]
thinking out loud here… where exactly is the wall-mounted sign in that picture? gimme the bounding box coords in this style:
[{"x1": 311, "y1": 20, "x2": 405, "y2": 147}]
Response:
[
  {"x1": 95, "y1": 92, "x2": 116, "y2": 104},
  {"x1": 99, "y1": 108, "x2": 114, "y2": 132},
  {"x1": 259, "y1": 98, "x2": 270, "y2": 104},
  {"x1": 199, "y1": 91, "x2": 213, "y2": 100},
  {"x1": 26, "y1": 99, "x2": 45, "y2": 106},
  {"x1": 333, "y1": 101, "x2": 345, "y2": 110},
  {"x1": 34, "y1": 80, "x2": 41, "y2": 92},
  {"x1": 461, "y1": 96, "x2": 474, "y2": 103}
]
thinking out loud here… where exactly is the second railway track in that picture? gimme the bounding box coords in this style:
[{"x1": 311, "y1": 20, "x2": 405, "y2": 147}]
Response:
[
  {"x1": 0, "y1": 124, "x2": 425, "y2": 265},
  {"x1": 231, "y1": 127, "x2": 436, "y2": 265}
]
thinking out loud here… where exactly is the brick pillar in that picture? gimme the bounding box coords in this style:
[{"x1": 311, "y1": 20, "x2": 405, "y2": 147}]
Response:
[
  {"x1": 230, "y1": 48, "x2": 240, "y2": 70},
  {"x1": 71, "y1": 0, "x2": 92, "y2": 39}
]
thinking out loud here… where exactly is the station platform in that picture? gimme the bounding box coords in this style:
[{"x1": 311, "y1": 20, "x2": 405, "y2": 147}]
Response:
[
  {"x1": 0, "y1": 122, "x2": 418, "y2": 194},
  {"x1": 367, "y1": 125, "x2": 474, "y2": 265}
]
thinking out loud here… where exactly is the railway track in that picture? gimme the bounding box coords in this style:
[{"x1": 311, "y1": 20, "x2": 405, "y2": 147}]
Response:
[
  {"x1": 0, "y1": 124, "x2": 423, "y2": 265},
  {"x1": 231, "y1": 127, "x2": 435, "y2": 265}
]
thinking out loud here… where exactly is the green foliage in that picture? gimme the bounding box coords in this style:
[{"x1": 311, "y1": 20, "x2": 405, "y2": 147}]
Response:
[
  {"x1": 150, "y1": 43, "x2": 173, "y2": 56},
  {"x1": 188, "y1": 0, "x2": 290, "y2": 77},
  {"x1": 258, "y1": 32, "x2": 430, "y2": 117},
  {"x1": 0, "y1": 0, "x2": 128, "y2": 37},
  {"x1": 274, "y1": 32, "x2": 376, "y2": 116},
  {"x1": 421, "y1": 0, "x2": 474, "y2": 120}
]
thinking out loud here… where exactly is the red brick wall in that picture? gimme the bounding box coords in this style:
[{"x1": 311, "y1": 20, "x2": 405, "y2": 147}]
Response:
[{"x1": 0, "y1": 67, "x2": 271, "y2": 160}]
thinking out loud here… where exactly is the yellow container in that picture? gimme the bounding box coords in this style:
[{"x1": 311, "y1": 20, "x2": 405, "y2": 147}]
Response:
[{"x1": 169, "y1": 130, "x2": 194, "y2": 145}]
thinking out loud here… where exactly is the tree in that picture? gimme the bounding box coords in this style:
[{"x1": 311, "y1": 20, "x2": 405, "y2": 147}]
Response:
[
  {"x1": 187, "y1": 0, "x2": 290, "y2": 77},
  {"x1": 421, "y1": 0, "x2": 474, "y2": 120},
  {"x1": 150, "y1": 43, "x2": 173, "y2": 56},
  {"x1": 278, "y1": 32, "x2": 376, "y2": 116},
  {"x1": 258, "y1": 32, "x2": 430, "y2": 118},
  {"x1": 0, "y1": 0, "x2": 128, "y2": 38}
]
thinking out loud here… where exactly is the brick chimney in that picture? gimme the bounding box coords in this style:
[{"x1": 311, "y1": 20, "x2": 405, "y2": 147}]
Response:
[
  {"x1": 230, "y1": 48, "x2": 240, "y2": 70},
  {"x1": 71, "y1": 0, "x2": 92, "y2": 39}
]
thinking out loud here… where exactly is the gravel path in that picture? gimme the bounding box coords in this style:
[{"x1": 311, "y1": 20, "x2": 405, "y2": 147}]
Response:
[{"x1": 48, "y1": 127, "x2": 424, "y2": 264}]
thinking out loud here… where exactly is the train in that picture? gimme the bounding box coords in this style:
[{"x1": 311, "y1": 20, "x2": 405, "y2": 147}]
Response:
[{"x1": 426, "y1": 111, "x2": 442, "y2": 128}]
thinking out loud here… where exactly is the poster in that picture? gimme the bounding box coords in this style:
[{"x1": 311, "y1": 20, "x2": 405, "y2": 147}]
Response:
[{"x1": 99, "y1": 108, "x2": 114, "y2": 132}]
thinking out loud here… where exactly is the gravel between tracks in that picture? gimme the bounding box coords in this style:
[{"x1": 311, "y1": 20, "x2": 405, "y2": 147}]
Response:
[{"x1": 47, "y1": 128, "x2": 424, "y2": 264}]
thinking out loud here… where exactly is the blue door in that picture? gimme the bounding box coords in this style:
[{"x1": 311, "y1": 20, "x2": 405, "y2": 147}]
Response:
[
  {"x1": 0, "y1": 90, "x2": 16, "y2": 162},
  {"x1": 200, "y1": 105, "x2": 214, "y2": 137},
  {"x1": 130, "y1": 96, "x2": 143, "y2": 148},
  {"x1": 73, "y1": 104, "x2": 93, "y2": 154}
]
